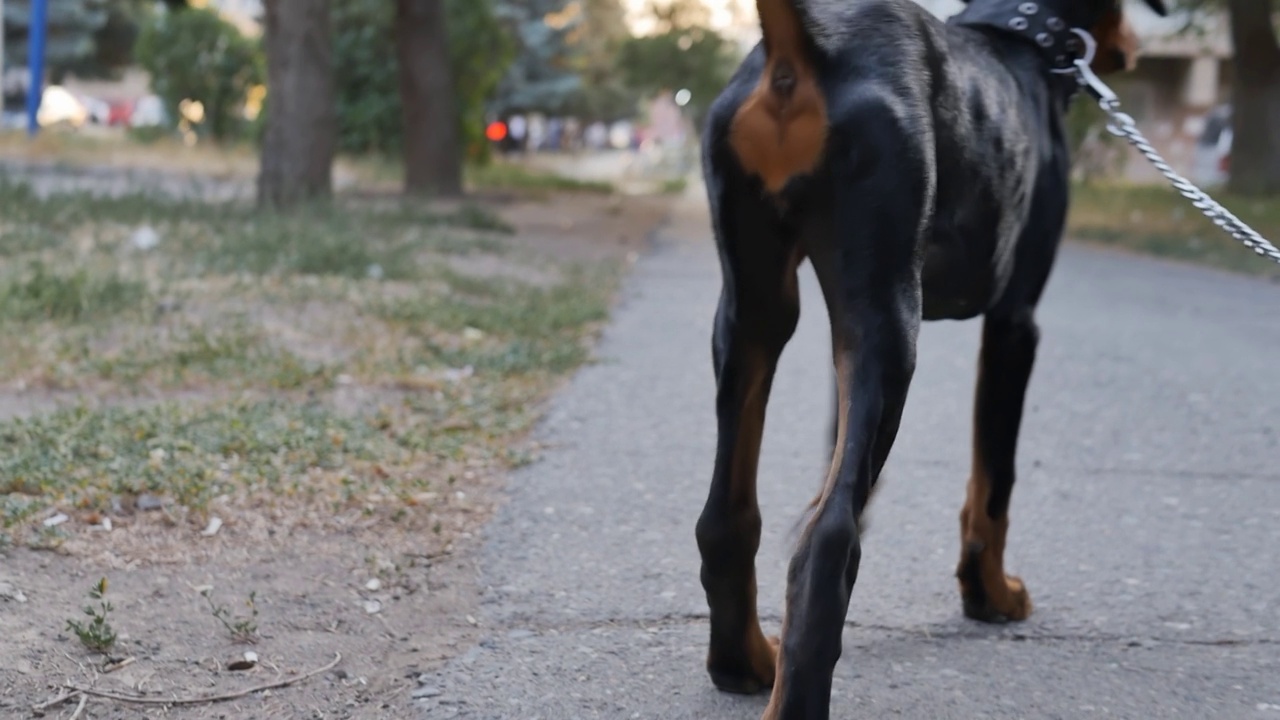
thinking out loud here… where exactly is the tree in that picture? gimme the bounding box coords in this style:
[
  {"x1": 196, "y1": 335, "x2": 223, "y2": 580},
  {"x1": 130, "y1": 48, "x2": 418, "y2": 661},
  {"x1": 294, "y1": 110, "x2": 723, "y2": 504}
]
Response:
[
  {"x1": 4, "y1": 0, "x2": 107, "y2": 81},
  {"x1": 564, "y1": 0, "x2": 636, "y2": 121},
  {"x1": 331, "y1": 0, "x2": 511, "y2": 175},
  {"x1": 134, "y1": 7, "x2": 263, "y2": 141},
  {"x1": 1176, "y1": 0, "x2": 1280, "y2": 195},
  {"x1": 397, "y1": 0, "x2": 463, "y2": 195},
  {"x1": 491, "y1": 0, "x2": 584, "y2": 115},
  {"x1": 615, "y1": 0, "x2": 737, "y2": 130},
  {"x1": 257, "y1": 0, "x2": 336, "y2": 208},
  {"x1": 1224, "y1": 0, "x2": 1280, "y2": 195}
]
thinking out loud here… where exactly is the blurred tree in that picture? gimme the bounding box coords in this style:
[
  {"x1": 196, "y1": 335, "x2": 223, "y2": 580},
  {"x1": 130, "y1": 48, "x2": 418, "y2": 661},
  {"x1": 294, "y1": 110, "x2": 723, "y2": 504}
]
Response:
[
  {"x1": 491, "y1": 0, "x2": 584, "y2": 115},
  {"x1": 331, "y1": 0, "x2": 399, "y2": 155},
  {"x1": 331, "y1": 0, "x2": 511, "y2": 163},
  {"x1": 1177, "y1": 0, "x2": 1279, "y2": 195},
  {"x1": 398, "y1": 0, "x2": 461, "y2": 195},
  {"x1": 134, "y1": 7, "x2": 263, "y2": 141},
  {"x1": 563, "y1": 0, "x2": 635, "y2": 121},
  {"x1": 615, "y1": 0, "x2": 736, "y2": 129},
  {"x1": 3, "y1": 1, "x2": 107, "y2": 82},
  {"x1": 257, "y1": 0, "x2": 336, "y2": 207}
]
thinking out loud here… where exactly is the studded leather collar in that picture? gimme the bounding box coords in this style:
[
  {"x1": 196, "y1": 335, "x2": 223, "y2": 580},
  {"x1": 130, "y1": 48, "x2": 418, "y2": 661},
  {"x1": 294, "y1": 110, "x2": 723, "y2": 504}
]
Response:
[{"x1": 951, "y1": 1, "x2": 1088, "y2": 73}]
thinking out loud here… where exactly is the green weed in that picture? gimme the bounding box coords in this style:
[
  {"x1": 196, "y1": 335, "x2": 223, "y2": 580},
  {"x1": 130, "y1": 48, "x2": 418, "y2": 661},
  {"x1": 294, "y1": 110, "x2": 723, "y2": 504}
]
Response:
[
  {"x1": 202, "y1": 588, "x2": 259, "y2": 644},
  {"x1": 66, "y1": 578, "x2": 118, "y2": 655}
]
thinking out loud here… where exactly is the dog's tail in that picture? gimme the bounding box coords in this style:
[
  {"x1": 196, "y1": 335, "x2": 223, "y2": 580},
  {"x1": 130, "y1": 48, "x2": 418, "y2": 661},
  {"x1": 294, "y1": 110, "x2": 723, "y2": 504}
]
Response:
[
  {"x1": 731, "y1": 1, "x2": 828, "y2": 193},
  {"x1": 755, "y1": 0, "x2": 816, "y2": 65}
]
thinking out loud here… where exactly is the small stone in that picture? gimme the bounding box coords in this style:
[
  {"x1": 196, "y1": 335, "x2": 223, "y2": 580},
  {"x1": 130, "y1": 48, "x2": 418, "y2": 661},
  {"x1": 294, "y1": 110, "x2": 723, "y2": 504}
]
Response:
[
  {"x1": 365, "y1": 578, "x2": 382, "y2": 592},
  {"x1": 42, "y1": 513, "x2": 69, "y2": 528},
  {"x1": 507, "y1": 629, "x2": 535, "y2": 640},
  {"x1": 0, "y1": 581, "x2": 27, "y2": 603},
  {"x1": 136, "y1": 494, "x2": 164, "y2": 511},
  {"x1": 413, "y1": 686, "x2": 442, "y2": 699},
  {"x1": 201, "y1": 517, "x2": 223, "y2": 537},
  {"x1": 363, "y1": 599, "x2": 383, "y2": 615}
]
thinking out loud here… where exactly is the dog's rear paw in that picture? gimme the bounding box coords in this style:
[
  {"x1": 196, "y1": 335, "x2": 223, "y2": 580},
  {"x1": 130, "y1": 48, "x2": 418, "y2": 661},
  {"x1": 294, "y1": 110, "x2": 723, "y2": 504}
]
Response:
[
  {"x1": 708, "y1": 634, "x2": 779, "y2": 695},
  {"x1": 961, "y1": 573, "x2": 1033, "y2": 623},
  {"x1": 957, "y1": 542, "x2": 1033, "y2": 623}
]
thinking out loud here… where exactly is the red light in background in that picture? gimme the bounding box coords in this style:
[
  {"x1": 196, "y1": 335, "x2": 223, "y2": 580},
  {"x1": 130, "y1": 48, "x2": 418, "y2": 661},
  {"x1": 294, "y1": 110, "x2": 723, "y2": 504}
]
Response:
[{"x1": 486, "y1": 121, "x2": 508, "y2": 142}]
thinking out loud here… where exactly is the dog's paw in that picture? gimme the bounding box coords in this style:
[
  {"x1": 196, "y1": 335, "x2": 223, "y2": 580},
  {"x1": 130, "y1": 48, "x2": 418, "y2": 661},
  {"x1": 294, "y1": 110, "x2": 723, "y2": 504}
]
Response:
[
  {"x1": 962, "y1": 573, "x2": 1033, "y2": 623},
  {"x1": 707, "y1": 632, "x2": 778, "y2": 695}
]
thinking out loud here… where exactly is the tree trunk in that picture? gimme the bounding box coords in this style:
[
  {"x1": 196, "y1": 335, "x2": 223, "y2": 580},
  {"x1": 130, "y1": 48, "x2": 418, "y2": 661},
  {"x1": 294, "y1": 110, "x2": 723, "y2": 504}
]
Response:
[
  {"x1": 257, "y1": 0, "x2": 336, "y2": 208},
  {"x1": 1226, "y1": 0, "x2": 1280, "y2": 196},
  {"x1": 397, "y1": 0, "x2": 463, "y2": 196}
]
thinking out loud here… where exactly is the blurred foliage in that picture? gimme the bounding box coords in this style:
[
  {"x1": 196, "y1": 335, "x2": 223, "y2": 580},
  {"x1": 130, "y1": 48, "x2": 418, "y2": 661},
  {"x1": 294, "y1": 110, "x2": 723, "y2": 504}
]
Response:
[
  {"x1": 1066, "y1": 97, "x2": 1127, "y2": 182},
  {"x1": 561, "y1": 0, "x2": 637, "y2": 121},
  {"x1": 1, "y1": 0, "x2": 160, "y2": 84},
  {"x1": 615, "y1": 0, "x2": 737, "y2": 129},
  {"x1": 332, "y1": 0, "x2": 513, "y2": 161},
  {"x1": 490, "y1": 0, "x2": 584, "y2": 116},
  {"x1": 134, "y1": 7, "x2": 264, "y2": 142}
]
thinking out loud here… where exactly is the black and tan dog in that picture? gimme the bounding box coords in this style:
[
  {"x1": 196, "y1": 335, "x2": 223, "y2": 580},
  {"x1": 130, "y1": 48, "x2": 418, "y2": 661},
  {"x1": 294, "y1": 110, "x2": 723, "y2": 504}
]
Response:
[{"x1": 695, "y1": 0, "x2": 1166, "y2": 718}]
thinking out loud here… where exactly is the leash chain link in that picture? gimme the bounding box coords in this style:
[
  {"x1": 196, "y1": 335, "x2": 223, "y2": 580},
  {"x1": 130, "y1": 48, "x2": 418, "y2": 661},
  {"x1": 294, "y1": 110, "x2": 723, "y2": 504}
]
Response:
[{"x1": 1070, "y1": 60, "x2": 1280, "y2": 266}]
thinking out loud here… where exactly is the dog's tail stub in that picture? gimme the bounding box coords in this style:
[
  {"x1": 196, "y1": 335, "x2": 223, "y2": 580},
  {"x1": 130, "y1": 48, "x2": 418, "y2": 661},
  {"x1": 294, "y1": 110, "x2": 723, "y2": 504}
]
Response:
[{"x1": 730, "y1": 0, "x2": 828, "y2": 194}]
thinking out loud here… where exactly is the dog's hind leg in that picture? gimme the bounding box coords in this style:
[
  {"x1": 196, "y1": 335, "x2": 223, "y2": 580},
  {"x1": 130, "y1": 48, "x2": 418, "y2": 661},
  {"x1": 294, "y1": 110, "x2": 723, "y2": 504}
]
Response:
[
  {"x1": 696, "y1": 171, "x2": 803, "y2": 695},
  {"x1": 764, "y1": 157, "x2": 927, "y2": 719},
  {"x1": 956, "y1": 308, "x2": 1039, "y2": 622}
]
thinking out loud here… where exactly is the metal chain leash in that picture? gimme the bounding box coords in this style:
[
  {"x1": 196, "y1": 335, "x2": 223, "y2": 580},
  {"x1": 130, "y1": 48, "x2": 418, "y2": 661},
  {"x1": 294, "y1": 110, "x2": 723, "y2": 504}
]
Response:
[{"x1": 1060, "y1": 29, "x2": 1280, "y2": 266}]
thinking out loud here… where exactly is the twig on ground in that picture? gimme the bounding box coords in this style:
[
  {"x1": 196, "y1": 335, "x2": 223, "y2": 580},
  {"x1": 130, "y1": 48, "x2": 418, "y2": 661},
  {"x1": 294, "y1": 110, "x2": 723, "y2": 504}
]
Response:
[
  {"x1": 31, "y1": 689, "x2": 78, "y2": 711},
  {"x1": 67, "y1": 692, "x2": 88, "y2": 720},
  {"x1": 63, "y1": 653, "x2": 341, "y2": 707},
  {"x1": 103, "y1": 656, "x2": 135, "y2": 674}
]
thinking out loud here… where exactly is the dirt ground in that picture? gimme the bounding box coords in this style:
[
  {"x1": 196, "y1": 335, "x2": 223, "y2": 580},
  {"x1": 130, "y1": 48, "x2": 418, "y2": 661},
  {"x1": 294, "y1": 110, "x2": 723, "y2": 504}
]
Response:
[{"x1": 0, "y1": 191, "x2": 671, "y2": 719}]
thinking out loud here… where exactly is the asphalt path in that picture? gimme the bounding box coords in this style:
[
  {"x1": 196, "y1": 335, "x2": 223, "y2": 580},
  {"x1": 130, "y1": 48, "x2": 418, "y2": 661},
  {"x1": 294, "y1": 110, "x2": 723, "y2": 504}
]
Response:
[{"x1": 417, "y1": 194, "x2": 1280, "y2": 719}]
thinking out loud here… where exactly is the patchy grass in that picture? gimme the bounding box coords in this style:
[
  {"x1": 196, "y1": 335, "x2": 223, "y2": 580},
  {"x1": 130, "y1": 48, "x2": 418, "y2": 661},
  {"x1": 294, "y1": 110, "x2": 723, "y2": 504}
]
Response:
[
  {"x1": 0, "y1": 400, "x2": 404, "y2": 523},
  {"x1": 1068, "y1": 182, "x2": 1280, "y2": 279},
  {"x1": 0, "y1": 180, "x2": 624, "y2": 545},
  {"x1": 0, "y1": 262, "x2": 147, "y2": 323},
  {"x1": 467, "y1": 161, "x2": 615, "y2": 196}
]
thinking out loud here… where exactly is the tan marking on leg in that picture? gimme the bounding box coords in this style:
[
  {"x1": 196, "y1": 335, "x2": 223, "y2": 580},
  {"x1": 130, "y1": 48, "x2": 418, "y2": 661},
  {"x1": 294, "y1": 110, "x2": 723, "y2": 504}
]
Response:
[
  {"x1": 957, "y1": 456, "x2": 1032, "y2": 621},
  {"x1": 708, "y1": 248, "x2": 804, "y2": 694}
]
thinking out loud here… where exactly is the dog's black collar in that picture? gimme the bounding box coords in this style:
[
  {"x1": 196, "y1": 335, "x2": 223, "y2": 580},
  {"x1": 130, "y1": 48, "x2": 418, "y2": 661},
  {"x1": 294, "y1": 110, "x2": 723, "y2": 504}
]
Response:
[{"x1": 951, "y1": 1, "x2": 1088, "y2": 74}]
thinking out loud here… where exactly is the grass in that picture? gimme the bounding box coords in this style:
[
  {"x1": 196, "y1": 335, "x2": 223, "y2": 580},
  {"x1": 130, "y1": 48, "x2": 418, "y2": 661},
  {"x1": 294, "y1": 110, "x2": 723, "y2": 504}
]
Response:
[
  {"x1": 466, "y1": 161, "x2": 615, "y2": 196},
  {"x1": 0, "y1": 262, "x2": 147, "y2": 323},
  {"x1": 1068, "y1": 182, "x2": 1280, "y2": 279},
  {"x1": 0, "y1": 400, "x2": 402, "y2": 520},
  {"x1": 0, "y1": 178, "x2": 622, "y2": 543}
]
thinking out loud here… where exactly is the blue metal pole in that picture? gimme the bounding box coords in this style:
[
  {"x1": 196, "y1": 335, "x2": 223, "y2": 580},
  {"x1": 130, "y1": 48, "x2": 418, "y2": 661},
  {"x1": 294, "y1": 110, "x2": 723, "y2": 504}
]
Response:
[{"x1": 26, "y1": 0, "x2": 47, "y2": 136}]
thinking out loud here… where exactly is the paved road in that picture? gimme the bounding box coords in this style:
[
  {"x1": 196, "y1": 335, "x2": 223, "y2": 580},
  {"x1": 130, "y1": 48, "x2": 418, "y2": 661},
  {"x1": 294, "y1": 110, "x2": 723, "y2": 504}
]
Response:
[{"x1": 418, "y1": 194, "x2": 1280, "y2": 719}]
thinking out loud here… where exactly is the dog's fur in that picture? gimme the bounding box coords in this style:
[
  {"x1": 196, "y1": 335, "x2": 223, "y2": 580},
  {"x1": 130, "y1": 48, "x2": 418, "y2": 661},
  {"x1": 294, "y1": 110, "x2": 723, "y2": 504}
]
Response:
[{"x1": 694, "y1": 1, "x2": 1166, "y2": 718}]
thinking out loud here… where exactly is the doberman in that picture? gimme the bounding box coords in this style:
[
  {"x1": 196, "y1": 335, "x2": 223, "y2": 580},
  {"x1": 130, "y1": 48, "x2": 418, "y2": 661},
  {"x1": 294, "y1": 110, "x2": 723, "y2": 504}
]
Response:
[{"x1": 695, "y1": 0, "x2": 1167, "y2": 717}]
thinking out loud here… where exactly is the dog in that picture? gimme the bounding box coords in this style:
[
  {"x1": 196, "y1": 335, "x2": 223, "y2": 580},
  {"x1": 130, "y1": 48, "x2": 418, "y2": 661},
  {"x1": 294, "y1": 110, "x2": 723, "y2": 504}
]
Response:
[{"x1": 694, "y1": 0, "x2": 1167, "y2": 718}]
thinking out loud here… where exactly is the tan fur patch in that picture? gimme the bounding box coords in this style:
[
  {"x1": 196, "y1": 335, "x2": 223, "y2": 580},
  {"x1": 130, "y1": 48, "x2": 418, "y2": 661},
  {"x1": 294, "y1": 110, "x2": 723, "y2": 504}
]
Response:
[
  {"x1": 1091, "y1": 8, "x2": 1141, "y2": 74},
  {"x1": 957, "y1": 459, "x2": 1033, "y2": 621},
  {"x1": 729, "y1": 0, "x2": 828, "y2": 194}
]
